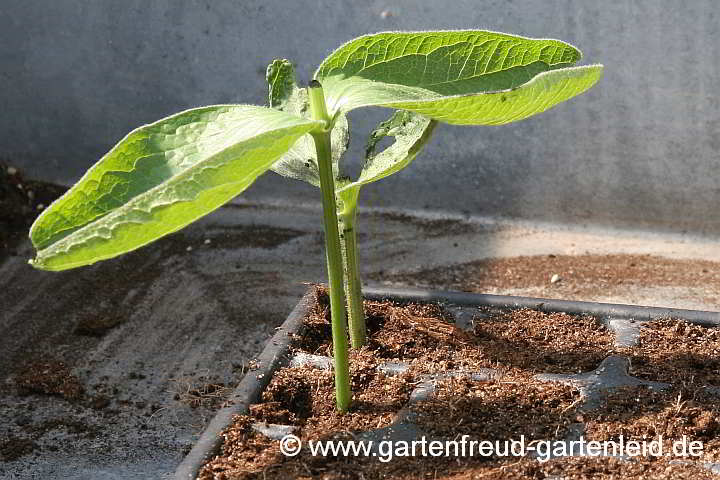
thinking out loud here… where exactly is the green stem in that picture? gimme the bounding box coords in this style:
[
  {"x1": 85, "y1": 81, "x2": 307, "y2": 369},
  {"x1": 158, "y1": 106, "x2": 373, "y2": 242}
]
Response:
[
  {"x1": 340, "y1": 201, "x2": 366, "y2": 347},
  {"x1": 308, "y1": 80, "x2": 351, "y2": 412}
]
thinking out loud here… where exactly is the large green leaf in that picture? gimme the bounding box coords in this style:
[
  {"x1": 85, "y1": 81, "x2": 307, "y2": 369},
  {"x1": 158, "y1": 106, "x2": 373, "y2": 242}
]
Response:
[
  {"x1": 314, "y1": 30, "x2": 603, "y2": 124},
  {"x1": 267, "y1": 59, "x2": 349, "y2": 187},
  {"x1": 30, "y1": 105, "x2": 322, "y2": 271}
]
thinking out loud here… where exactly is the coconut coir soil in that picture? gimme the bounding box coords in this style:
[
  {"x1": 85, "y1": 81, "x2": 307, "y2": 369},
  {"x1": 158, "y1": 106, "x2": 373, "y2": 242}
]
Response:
[
  {"x1": 199, "y1": 288, "x2": 720, "y2": 479},
  {"x1": 378, "y1": 253, "x2": 720, "y2": 307}
]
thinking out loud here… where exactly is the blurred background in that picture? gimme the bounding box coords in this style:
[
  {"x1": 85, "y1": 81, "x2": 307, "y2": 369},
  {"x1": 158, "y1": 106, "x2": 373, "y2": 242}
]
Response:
[{"x1": 3, "y1": 0, "x2": 719, "y2": 235}]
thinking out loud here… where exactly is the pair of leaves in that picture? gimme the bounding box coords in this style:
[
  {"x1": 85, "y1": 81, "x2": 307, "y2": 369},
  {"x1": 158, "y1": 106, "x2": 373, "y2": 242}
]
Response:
[
  {"x1": 30, "y1": 30, "x2": 603, "y2": 271},
  {"x1": 269, "y1": 30, "x2": 602, "y2": 210}
]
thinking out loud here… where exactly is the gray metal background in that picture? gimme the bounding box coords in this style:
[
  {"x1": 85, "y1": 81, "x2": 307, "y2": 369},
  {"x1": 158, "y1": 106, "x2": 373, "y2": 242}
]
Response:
[{"x1": 2, "y1": 0, "x2": 719, "y2": 235}]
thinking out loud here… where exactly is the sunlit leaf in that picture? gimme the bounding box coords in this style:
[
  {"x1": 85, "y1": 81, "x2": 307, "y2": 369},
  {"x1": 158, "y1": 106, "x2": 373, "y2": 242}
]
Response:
[
  {"x1": 30, "y1": 105, "x2": 322, "y2": 270},
  {"x1": 315, "y1": 30, "x2": 602, "y2": 125}
]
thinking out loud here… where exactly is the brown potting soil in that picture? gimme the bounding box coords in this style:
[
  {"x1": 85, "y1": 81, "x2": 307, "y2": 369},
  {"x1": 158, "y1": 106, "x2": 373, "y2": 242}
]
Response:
[
  {"x1": 199, "y1": 288, "x2": 720, "y2": 479},
  {"x1": 624, "y1": 319, "x2": 720, "y2": 386},
  {"x1": 378, "y1": 253, "x2": 720, "y2": 305},
  {"x1": 14, "y1": 360, "x2": 85, "y2": 401},
  {"x1": 585, "y1": 385, "x2": 720, "y2": 463}
]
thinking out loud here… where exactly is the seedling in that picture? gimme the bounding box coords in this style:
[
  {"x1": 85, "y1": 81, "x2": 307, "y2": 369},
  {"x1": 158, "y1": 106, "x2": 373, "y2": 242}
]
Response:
[{"x1": 28, "y1": 30, "x2": 602, "y2": 412}]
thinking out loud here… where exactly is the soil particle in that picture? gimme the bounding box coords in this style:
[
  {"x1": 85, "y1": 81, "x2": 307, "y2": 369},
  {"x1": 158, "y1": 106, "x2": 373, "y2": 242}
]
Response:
[{"x1": 13, "y1": 361, "x2": 84, "y2": 401}]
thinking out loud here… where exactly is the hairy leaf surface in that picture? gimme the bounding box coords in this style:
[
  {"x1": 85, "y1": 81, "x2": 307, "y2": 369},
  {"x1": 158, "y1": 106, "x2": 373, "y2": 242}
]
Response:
[
  {"x1": 30, "y1": 105, "x2": 322, "y2": 271},
  {"x1": 314, "y1": 30, "x2": 603, "y2": 124},
  {"x1": 267, "y1": 59, "x2": 349, "y2": 187}
]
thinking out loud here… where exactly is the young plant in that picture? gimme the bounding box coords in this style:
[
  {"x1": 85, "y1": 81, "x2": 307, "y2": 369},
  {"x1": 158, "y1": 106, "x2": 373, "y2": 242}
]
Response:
[
  {"x1": 268, "y1": 61, "x2": 436, "y2": 348},
  {"x1": 266, "y1": 31, "x2": 602, "y2": 348},
  {"x1": 28, "y1": 30, "x2": 602, "y2": 412}
]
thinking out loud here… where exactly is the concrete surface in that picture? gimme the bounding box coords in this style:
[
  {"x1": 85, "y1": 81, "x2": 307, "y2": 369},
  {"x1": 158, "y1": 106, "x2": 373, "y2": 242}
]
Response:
[
  {"x1": 3, "y1": 201, "x2": 720, "y2": 479},
  {"x1": 3, "y1": 1, "x2": 720, "y2": 235}
]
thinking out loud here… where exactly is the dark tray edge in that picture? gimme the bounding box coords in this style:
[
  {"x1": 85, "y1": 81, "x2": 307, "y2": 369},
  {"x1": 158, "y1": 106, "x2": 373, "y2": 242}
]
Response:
[{"x1": 173, "y1": 289, "x2": 314, "y2": 479}]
